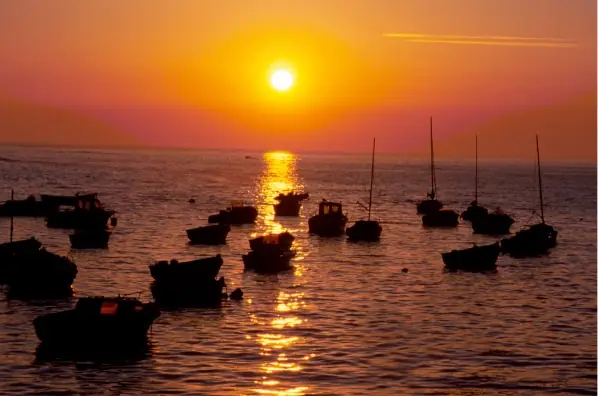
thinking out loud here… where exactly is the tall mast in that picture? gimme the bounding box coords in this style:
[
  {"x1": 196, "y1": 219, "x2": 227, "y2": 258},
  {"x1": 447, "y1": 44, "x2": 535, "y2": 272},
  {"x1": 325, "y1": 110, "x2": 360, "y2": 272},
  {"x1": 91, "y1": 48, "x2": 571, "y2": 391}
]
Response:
[
  {"x1": 475, "y1": 134, "x2": 478, "y2": 201},
  {"x1": 536, "y1": 135, "x2": 545, "y2": 223},
  {"x1": 430, "y1": 116, "x2": 436, "y2": 199},
  {"x1": 367, "y1": 138, "x2": 376, "y2": 221},
  {"x1": 9, "y1": 189, "x2": 14, "y2": 242}
]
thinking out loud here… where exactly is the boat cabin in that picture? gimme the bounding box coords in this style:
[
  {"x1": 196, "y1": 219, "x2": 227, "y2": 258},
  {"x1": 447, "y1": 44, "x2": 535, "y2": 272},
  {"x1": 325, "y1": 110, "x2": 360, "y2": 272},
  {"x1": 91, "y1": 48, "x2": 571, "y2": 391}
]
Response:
[
  {"x1": 318, "y1": 201, "x2": 343, "y2": 216},
  {"x1": 75, "y1": 296, "x2": 144, "y2": 315}
]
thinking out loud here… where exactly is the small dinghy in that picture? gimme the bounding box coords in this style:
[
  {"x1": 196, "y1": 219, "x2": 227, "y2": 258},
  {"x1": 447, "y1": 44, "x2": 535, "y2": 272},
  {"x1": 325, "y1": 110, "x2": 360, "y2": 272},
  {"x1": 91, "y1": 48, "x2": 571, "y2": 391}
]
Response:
[
  {"x1": 186, "y1": 224, "x2": 230, "y2": 245},
  {"x1": 243, "y1": 233, "x2": 296, "y2": 273},
  {"x1": 207, "y1": 201, "x2": 258, "y2": 225},
  {"x1": 149, "y1": 255, "x2": 227, "y2": 306},
  {"x1": 442, "y1": 242, "x2": 501, "y2": 272},
  {"x1": 33, "y1": 296, "x2": 160, "y2": 346},
  {"x1": 308, "y1": 200, "x2": 348, "y2": 237},
  {"x1": 471, "y1": 209, "x2": 514, "y2": 235},
  {"x1": 273, "y1": 192, "x2": 309, "y2": 217},
  {"x1": 69, "y1": 228, "x2": 111, "y2": 249},
  {"x1": 422, "y1": 208, "x2": 459, "y2": 227}
]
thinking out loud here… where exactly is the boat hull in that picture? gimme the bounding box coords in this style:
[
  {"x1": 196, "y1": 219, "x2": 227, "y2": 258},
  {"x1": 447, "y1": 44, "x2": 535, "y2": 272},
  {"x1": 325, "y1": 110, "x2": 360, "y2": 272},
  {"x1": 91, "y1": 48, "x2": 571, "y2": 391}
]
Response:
[
  {"x1": 207, "y1": 206, "x2": 258, "y2": 225},
  {"x1": 243, "y1": 250, "x2": 295, "y2": 273},
  {"x1": 461, "y1": 205, "x2": 489, "y2": 222},
  {"x1": 186, "y1": 224, "x2": 230, "y2": 245},
  {"x1": 422, "y1": 210, "x2": 459, "y2": 227},
  {"x1": 442, "y1": 242, "x2": 500, "y2": 271},
  {"x1": 308, "y1": 215, "x2": 348, "y2": 237},
  {"x1": 500, "y1": 223, "x2": 558, "y2": 257},
  {"x1": 416, "y1": 199, "x2": 443, "y2": 215},
  {"x1": 69, "y1": 229, "x2": 111, "y2": 249},
  {"x1": 471, "y1": 213, "x2": 514, "y2": 235},
  {"x1": 346, "y1": 220, "x2": 382, "y2": 241},
  {"x1": 149, "y1": 255, "x2": 223, "y2": 283},
  {"x1": 46, "y1": 209, "x2": 115, "y2": 229}
]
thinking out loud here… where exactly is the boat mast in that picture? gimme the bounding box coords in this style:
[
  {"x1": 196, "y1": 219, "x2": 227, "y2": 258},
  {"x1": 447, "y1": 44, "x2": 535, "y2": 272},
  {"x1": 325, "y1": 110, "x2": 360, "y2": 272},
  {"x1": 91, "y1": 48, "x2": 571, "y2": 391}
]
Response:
[
  {"x1": 9, "y1": 189, "x2": 14, "y2": 242},
  {"x1": 475, "y1": 134, "x2": 478, "y2": 202},
  {"x1": 430, "y1": 116, "x2": 436, "y2": 199},
  {"x1": 367, "y1": 138, "x2": 376, "y2": 221},
  {"x1": 536, "y1": 134, "x2": 545, "y2": 223}
]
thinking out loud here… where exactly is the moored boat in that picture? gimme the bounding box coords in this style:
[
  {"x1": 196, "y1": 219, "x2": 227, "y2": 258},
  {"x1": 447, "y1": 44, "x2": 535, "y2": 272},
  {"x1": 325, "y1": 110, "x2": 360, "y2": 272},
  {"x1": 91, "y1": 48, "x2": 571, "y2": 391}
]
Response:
[
  {"x1": 33, "y1": 296, "x2": 160, "y2": 346},
  {"x1": 308, "y1": 200, "x2": 348, "y2": 237},
  {"x1": 69, "y1": 228, "x2": 111, "y2": 249},
  {"x1": 471, "y1": 209, "x2": 514, "y2": 235},
  {"x1": 273, "y1": 192, "x2": 309, "y2": 217},
  {"x1": 45, "y1": 194, "x2": 116, "y2": 229},
  {"x1": 0, "y1": 194, "x2": 48, "y2": 217},
  {"x1": 442, "y1": 242, "x2": 501, "y2": 271},
  {"x1": 149, "y1": 255, "x2": 223, "y2": 283},
  {"x1": 249, "y1": 231, "x2": 294, "y2": 251},
  {"x1": 422, "y1": 208, "x2": 459, "y2": 227},
  {"x1": 243, "y1": 232, "x2": 296, "y2": 273},
  {"x1": 207, "y1": 201, "x2": 258, "y2": 225},
  {"x1": 417, "y1": 117, "x2": 445, "y2": 215},
  {"x1": 186, "y1": 224, "x2": 230, "y2": 245}
]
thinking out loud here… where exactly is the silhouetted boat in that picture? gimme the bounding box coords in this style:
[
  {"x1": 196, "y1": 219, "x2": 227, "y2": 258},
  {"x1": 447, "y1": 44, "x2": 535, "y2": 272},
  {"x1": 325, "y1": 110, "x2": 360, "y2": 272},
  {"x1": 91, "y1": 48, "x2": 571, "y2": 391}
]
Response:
[
  {"x1": 69, "y1": 228, "x2": 111, "y2": 249},
  {"x1": 273, "y1": 192, "x2": 309, "y2": 217},
  {"x1": 471, "y1": 208, "x2": 514, "y2": 235},
  {"x1": 346, "y1": 138, "x2": 382, "y2": 241},
  {"x1": 186, "y1": 224, "x2": 230, "y2": 245},
  {"x1": 0, "y1": 194, "x2": 47, "y2": 217},
  {"x1": 149, "y1": 255, "x2": 223, "y2": 283},
  {"x1": 417, "y1": 117, "x2": 444, "y2": 215},
  {"x1": 308, "y1": 200, "x2": 348, "y2": 237},
  {"x1": 40, "y1": 193, "x2": 100, "y2": 208},
  {"x1": 207, "y1": 201, "x2": 258, "y2": 225},
  {"x1": 461, "y1": 135, "x2": 490, "y2": 222},
  {"x1": 422, "y1": 208, "x2": 459, "y2": 227},
  {"x1": 243, "y1": 232, "x2": 296, "y2": 273},
  {"x1": 33, "y1": 296, "x2": 160, "y2": 346},
  {"x1": 501, "y1": 136, "x2": 558, "y2": 257},
  {"x1": 442, "y1": 242, "x2": 501, "y2": 271},
  {"x1": 149, "y1": 255, "x2": 227, "y2": 306},
  {"x1": 46, "y1": 194, "x2": 116, "y2": 229},
  {"x1": 0, "y1": 237, "x2": 77, "y2": 297}
]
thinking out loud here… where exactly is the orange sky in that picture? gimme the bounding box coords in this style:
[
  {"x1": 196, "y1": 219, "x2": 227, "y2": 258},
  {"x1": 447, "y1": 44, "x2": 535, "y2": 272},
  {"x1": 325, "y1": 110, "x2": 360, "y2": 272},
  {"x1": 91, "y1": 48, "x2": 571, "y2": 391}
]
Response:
[{"x1": 0, "y1": 0, "x2": 595, "y2": 155}]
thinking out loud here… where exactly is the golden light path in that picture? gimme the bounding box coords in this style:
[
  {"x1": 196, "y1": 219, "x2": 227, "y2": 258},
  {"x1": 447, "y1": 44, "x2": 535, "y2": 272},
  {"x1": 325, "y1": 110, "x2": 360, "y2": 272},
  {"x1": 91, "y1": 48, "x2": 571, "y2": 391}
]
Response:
[{"x1": 249, "y1": 151, "x2": 313, "y2": 395}]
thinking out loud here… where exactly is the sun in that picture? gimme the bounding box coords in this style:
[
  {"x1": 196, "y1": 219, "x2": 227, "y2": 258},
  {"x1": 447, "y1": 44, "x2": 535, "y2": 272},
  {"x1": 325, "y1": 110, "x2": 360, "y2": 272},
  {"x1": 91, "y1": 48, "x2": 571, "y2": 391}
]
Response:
[{"x1": 270, "y1": 69, "x2": 294, "y2": 91}]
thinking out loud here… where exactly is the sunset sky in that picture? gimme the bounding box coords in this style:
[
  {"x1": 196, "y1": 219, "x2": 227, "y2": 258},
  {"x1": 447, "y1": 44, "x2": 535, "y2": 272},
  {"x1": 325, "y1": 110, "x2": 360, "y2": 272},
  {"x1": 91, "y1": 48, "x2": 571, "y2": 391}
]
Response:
[{"x1": 0, "y1": 0, "x2": 595, "y2": 157}]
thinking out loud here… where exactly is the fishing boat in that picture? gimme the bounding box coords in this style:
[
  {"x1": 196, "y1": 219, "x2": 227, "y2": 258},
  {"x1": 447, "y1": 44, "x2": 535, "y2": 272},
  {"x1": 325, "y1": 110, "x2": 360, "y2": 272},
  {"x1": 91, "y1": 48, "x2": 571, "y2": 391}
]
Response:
[
  {"x1": 186, "y1": 224, "x2": 231, "y2": 245},
  {"x1": 461, "y1": 135, "x2": 489, "y2": 222},
  {"x1": 273, "y1": 192, "x2": 309, "y2": 217},
  {"x1": 346, "y1": 138, "x2": 382, "y2": 241},
  {"x1": 69, "y1": 228, "x2": 111, "y2": 249},
  {"x1": 149, "y1": 255, "x2": 223, "y2": 283},
  {"x1": 207, "y1": 201, "x2": 258, "y2": 225},
  {"x1": 422, "y1": 208, "x2": 459, "y2": 227},
  {"x1": 46, "y1": 194, "x2": 116, "y2": 229},
  {"x1": 308, "y1": 200, "x2": 348, "y2": 237},
  {"x1": 33, "y1": 296, "x2": 160, "y2": 346},
  {"x1": 471, "y1": 208, "x2": 515, "y2": 235},
  {"x1": 243, "y1": 233, "x2": 296, "y2": 273},
  {"x1": 501, "y1": 136, "x2": 558, "y2": 257},
  {"x1": 0, "y1": 194, "x2": 47, "y2": 217},
  {"x1": 416, "y1": 117, "x2": 444, "y2": 214},
  {"x1": 442, "y1": 242, "x2": 501, "y2": 271}
]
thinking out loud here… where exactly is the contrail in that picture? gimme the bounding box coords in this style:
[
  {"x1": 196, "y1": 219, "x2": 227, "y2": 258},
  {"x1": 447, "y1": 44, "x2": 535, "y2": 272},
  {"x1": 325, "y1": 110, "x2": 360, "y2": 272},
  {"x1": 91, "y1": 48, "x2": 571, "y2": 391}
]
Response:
[{"x1": 383, "y1": 33, "x2": 577, "y2": 48}]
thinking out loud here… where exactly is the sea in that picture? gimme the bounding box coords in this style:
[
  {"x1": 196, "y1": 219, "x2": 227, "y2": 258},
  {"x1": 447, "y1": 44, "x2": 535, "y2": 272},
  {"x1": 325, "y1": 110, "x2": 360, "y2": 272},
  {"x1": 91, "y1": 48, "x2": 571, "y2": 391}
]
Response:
[{"x1": 0, "y1": 146, "x2": 595, "y2": 396}]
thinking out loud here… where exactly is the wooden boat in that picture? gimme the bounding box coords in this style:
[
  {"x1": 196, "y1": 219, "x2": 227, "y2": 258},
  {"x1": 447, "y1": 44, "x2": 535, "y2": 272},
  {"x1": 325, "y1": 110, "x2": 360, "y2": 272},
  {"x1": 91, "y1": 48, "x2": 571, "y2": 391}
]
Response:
[
  {"x1": 417, "y1": 117, "x2": 444, "y2": 215},
  {"x1": 0, "y1": 194, "x2": 47, "y2": 217},
  {"x1": 243, "y1": 232, "x2": 296, "y2": 273},
  {"x1": 207, "y1": 201, "x2": 258, "y2": 225},
  {"x1": 346, "y1": 138, "x2": 382, "y2": 241},
  {"x1": 461, "y1": 135, "x2": 490, "y2": 222},
  {"x1": 69, "y1": 229, "x2": 111, "y2": 249},
  {"x1": 273, "y1": 192, "x2": 309, "y2": 217},
  {"x1": 33, "y1": 296, "x2": 160, "y2": 346},
  {"x1": 501, "y1": 136, "x2": 558, "y2": 257},
  {"x1": 422, "y1": 208, "x2": 459, "y2": 227},
  {"x1": 471, "y1": 209, "x2": 514, "y2": 235},
  {"x1": 308, "y1": 200, "x2": 348, "y2": 237},
  {"x1": 442, "y1": 242, "x2": 501, "y2": 271},
  {"x1": 250, "y1": 231, "x2": 294, "y2": 251},
  {"x1": 149, "y1": 255, "x2": 223, "y2": 283},
  {"x1": 186, "y1": 224, "x2": 230, "y2": 245},
  {"x1": 46, "y1": 207, "x2": 115, "y2": 229}
]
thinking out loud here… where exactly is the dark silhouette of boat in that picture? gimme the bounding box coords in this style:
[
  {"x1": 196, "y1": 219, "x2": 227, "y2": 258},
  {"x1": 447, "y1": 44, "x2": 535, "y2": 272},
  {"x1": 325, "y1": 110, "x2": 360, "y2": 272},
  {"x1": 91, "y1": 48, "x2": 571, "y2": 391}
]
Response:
[
  {"x1": 207, "y1": 201, "x2": 258, "y2": 225},
  {"x1": 243, "y1": 232, "x2": 296, "y2": 273},
  {"x1": 46, "y1": 194, "x2": 116, "y2": 229},
  {"x1": 471, "y1": 208, "x2": 514, "y2": 235},
  {"x1": 273, "y1": 192, "x2": 309, "y2": 217},
  {"x1": 308, "y1": 200, "x2": 348, "y2": 237},
  {"x1": 442, "y1": 242, "x2": 501, "y2": 271},
  {"x1": 33, "y1": 296, "x2": 160, "y2": 346},
  {"x1": 149, "y1": 255, "x2": 227, "y2": 306},
  {"x1": 461, "y1": 135, "x2": 490, "y2": 222},
  {"x1": 0, "y1": 194, "x2": 47, "y2": 217},
  {"x1": 501, "y1": 136, "x2": 558, "y2": 257},
  {"x1": 417, "y1": 117, "x2": 444, "y2": 215},
  {"x1": 186, "y1": 224, "x2": 230, "y2": 245},
  {"x1": 69, "y1": 228, "x2": 111, "y2": 249},
  {"x1": 0, "y1": 237, "x2": 77, "y2": 297},
  {"x1": 422, "y1": 208, "x2": 459, "y2": 227},
  {"x1": 346, "y1": 138, "x2": 382, "y2": 242}
]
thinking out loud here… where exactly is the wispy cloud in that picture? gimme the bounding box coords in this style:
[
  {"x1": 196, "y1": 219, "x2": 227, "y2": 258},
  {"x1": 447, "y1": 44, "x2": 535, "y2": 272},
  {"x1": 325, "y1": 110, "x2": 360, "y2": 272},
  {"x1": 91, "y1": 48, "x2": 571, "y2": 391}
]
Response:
[{"x1": 383, "y1": 33, "x2": 577, "y2": 48}]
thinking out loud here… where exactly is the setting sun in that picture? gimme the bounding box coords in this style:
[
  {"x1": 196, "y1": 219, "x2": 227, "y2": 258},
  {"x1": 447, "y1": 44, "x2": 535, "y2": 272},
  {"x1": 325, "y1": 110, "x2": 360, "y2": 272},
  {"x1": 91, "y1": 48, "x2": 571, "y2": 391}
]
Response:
[{"x1": 270, "y1": 69, "x2": 294, "y2": 91}]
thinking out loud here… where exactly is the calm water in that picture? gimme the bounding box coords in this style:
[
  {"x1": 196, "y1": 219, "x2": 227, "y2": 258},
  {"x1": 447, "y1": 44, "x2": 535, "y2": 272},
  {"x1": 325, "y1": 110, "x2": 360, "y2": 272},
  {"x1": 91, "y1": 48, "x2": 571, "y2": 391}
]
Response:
[{"x1": 0, "y1": 146, "x2": 595, "y2": 396}]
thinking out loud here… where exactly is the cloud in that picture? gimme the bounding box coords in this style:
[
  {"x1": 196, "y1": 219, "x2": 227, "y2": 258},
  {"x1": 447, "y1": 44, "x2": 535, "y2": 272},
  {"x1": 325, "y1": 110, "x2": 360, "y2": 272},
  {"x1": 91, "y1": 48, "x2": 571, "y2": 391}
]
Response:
[{"x1": 383, "y1": 33, "x2": 577, "y2": 48}]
